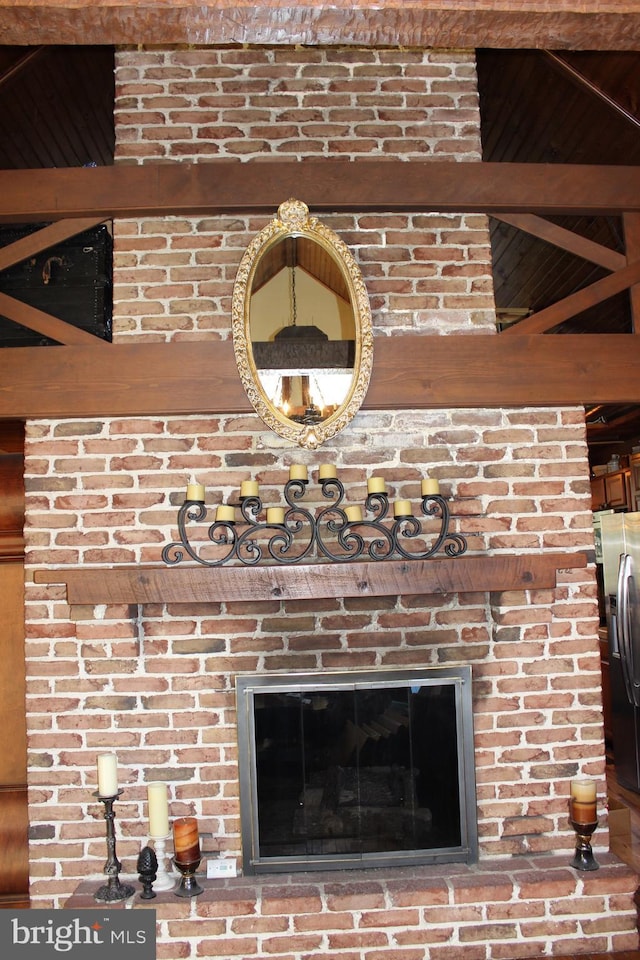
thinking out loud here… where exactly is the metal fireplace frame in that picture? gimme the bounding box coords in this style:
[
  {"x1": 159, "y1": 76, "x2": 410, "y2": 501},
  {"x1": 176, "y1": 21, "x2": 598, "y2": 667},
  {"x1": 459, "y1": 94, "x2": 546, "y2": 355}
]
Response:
[{"x1": 236, "y1": 665, "x2": 478, "y2": 875}]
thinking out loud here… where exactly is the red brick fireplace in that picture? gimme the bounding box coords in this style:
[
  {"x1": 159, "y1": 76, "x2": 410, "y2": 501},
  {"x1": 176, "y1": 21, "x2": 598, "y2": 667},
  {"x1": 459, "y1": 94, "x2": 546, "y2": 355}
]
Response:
[{"x1": 24, "y1": 45, "x2": 639, "y2": 958}]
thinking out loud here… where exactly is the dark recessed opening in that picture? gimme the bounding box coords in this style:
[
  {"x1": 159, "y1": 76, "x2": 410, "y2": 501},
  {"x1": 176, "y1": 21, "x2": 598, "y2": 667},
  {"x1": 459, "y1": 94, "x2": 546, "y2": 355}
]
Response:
[{"x1": 236, "y1": 666, "x2": 478, "y2": 874}]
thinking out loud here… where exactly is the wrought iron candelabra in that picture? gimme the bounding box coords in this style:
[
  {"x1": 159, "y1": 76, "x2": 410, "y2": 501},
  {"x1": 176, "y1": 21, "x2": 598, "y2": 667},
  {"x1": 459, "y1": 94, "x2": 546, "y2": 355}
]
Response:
[{"x1": 162, "y1": 475, "x2": 467, "y2": 568}]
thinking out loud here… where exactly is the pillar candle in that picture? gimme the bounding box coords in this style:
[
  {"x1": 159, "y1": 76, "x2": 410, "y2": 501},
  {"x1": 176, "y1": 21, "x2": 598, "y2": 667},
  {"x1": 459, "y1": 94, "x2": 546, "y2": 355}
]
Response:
[
  {"x1": 97, "y1": 753, "x2": 118, "y2": 796},
  {"x1": 289, "y1": 464, "x2": 308, "y2": 482},
  {"x1": 173, "y1": 816, "x2": 201, "y2": 864},
  {"x1": 147, "y1": 781, "x2": 170, "y2": 837},
  {"x1": 421, "y1": 477, "x2": 440, "y2": 496},
  {"x1": 215, "y1": 504, "x2": 235, "y2": 523},
  {"x1": 570, "y1": 779, "x2": 597, "y2": 824},
  {"x1": 367, "y1": 476, "x2": 386, "y2": 494},
  {"x1": 345, "y1": 505, "x2": 363, "y2": 522},
  {"x1": 186, "y1": 478, "x2": 205, "y2": 502},
  {"x1": 266, "y1": 507, "x2": 285, "y2": 525},
  {"x1": 393, "y1": 500, "x2": 412, "y2": 518},
  {"x1": 318, "y1": 463, "x2": 337, "y2": 480},
  {"x1": 240, "y1": 480, "x2": 259, "y2": 498}
]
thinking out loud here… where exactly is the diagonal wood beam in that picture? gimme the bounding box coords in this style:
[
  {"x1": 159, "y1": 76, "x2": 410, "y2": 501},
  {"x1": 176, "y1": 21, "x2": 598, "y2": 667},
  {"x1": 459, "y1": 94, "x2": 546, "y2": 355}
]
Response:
[
  {"x1": 492, "y1": 213, "x2": 626, "y2": 272},
  {"x1": 503, "y1": 259, "x2": 640, "y2": 335},
  {"x1": 544, "y1": 51, "x2": 640, "y2": 131},
  {"x1": 0, "y1": 219, "x2": 110, "y2": 345},
  {"x1": 0, "y1": 47, "x2": 46, "y2": 91},
  {"x1": 0, "y1": 293, "x2": 109, "y2": 347},
  {"x1": 0, "y1": 218, "x2": 107, "y2": 273}
]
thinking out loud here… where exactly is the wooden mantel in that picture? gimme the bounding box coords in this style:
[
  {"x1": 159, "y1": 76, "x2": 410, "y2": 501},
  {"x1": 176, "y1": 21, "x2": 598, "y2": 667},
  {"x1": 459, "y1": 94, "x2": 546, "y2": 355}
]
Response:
[{"x1": 33, "y1": 552, "x2": 588, "y2": 606}]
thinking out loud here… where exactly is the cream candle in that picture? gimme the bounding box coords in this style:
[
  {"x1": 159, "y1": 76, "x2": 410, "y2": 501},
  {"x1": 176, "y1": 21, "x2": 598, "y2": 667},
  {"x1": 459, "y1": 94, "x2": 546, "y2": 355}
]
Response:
[
  {"x1": 344, "y1": 505, "x2": 363, "y2": 522},
  {"x1": 186, "y1": 478, "x2": 205, "y2": 502},
  {"x1": 289, "y1": 464, "x2": 308, "y2": 482},
  {"x1": 421, "y1": 477, "x2": 440, "y2": 496},
  {"x1": 215, "y1": 504, "x2": 235, "y2": 523},
  {"x1": 97, "y1": 753, "x2": 118, "y2": 796},
  {"x1": 147, "y1": 781, "x2": 169, "y2": 837},
  {"x1": 393, "y1": 500, "x2": 412, "y2": 518},
  {"x1": 240, "y1": 480, "x2": 259, "y2": 498},
  {"x1": 367, "y1": 476, "x2": 386, "y2": 494},
  {"x1": 570, "y1": 779, "x2": 597, "y2": 824},
  {"x1": 173, "y1": 816, "x2": 201, "y2": 865},
  {"x1": 266, "y1": 507, "x2": 285, "y2": 524},
  {"x1": 318, "y1": 463, "x2": 337, "y2": 480}
]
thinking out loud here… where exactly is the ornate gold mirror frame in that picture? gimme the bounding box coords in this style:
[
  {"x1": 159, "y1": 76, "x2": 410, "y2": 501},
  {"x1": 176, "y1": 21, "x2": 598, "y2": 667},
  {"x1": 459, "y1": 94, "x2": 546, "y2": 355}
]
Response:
[{"x1": 232, "y1": 199, "x2": 374, "y2": 449}]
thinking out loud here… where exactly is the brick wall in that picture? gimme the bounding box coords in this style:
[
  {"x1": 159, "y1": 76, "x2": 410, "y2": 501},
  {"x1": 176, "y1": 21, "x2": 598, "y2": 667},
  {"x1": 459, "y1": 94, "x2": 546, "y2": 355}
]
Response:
[{"x1": 22, "y1": 46, "x2": 638, "y2": 958}]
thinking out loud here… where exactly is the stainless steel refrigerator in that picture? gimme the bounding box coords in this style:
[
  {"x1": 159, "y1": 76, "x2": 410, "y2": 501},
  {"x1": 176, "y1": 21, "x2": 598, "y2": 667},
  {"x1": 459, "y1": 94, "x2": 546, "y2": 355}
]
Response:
[{"x1": 601, "y1": 511, "x2": 640, "y2": 792}]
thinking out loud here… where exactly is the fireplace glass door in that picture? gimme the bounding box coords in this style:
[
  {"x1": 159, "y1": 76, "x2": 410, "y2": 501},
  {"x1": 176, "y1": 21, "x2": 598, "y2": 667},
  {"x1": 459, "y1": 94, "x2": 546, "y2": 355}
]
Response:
[{"x1": 236, "y1": 666, "x2": 477, "y2": 874}]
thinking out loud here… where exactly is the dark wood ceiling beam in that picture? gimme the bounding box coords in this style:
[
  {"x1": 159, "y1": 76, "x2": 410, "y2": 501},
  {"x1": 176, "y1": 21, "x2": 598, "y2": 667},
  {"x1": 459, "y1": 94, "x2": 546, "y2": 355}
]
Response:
[
  {"x1": 2, "y1": 162, "x2": 640, "y2": 223},
  {"x1": 492, "y1": 214, "x2": 626, "y2": 272},
  {"x1": 1, "y1": 1, "x2": 639, "y2": 50},
  {"x1": 0, "y1": 334, "x2": 639, "y2": 420},
  {"x1": 503, "y1": 259, "x2": 640, "y2": 335}
]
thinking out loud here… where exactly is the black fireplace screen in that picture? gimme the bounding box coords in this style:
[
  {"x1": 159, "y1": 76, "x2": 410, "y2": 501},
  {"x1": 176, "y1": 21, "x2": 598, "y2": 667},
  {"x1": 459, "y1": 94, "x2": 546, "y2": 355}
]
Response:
[{"x1": 236, "y1": 667, "x2": 477, "y2": 874}]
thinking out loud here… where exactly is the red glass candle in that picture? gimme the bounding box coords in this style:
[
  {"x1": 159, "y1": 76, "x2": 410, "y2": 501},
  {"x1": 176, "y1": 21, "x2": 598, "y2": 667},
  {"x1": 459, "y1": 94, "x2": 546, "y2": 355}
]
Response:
[{"x1": 173, "y1": 817, "x2": 201, "y2": 864}]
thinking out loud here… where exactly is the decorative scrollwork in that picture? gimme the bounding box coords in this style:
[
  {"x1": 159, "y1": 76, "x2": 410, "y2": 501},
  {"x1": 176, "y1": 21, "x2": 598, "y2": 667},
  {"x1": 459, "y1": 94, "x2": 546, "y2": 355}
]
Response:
[{"x1": 162, "y1": 479, "x2": 467, "y2": 567}]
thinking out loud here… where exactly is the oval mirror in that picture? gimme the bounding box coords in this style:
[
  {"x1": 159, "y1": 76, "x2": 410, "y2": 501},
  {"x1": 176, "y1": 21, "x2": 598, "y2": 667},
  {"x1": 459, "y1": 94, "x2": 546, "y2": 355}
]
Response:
[{"x1": 232, "y1": 199, "x2": 373, "y2": 449}]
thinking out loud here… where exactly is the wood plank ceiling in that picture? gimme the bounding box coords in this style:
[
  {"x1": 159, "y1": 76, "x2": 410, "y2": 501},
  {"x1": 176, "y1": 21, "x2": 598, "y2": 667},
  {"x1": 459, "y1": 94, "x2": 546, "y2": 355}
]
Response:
[{"x1": 1, "y1": 32, "x2": 640, "y2": 457}]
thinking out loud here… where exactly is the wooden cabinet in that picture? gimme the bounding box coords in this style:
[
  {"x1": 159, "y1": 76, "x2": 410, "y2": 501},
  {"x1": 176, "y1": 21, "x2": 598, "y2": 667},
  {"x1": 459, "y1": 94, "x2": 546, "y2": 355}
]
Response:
[
  {"x1": 591, "y1": 469, "x2": 630, "y2": 510},
  {"x1": 606, "y1": 470, "x2": 629, "y2": 509}
]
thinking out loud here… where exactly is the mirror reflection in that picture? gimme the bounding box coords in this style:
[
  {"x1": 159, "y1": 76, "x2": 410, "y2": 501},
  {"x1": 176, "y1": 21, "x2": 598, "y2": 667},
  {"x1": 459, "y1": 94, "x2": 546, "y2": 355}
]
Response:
[
  {"x1": 232, "y1": 199, "x2": 373, "y2": 449},
  {"x1": 250, "y1": 235, "x2": 356, "y2": 425}
]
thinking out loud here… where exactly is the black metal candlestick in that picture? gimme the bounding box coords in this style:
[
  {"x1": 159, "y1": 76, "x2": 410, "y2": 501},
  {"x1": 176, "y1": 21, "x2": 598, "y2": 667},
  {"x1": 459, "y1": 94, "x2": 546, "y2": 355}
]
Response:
[
  {"x1": 94, "y1": 790, "x2": 136, "y2": 902},
  {"x1": 569, "y1": 813, "x2": 600, "y2": 871}
]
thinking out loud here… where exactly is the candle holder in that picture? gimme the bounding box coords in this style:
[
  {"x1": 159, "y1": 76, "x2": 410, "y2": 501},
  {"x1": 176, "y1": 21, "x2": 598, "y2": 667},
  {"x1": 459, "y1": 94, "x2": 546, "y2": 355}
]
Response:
[
  {"x1": 149, "y1": 834, "x2": 177, "y2": 891},
  {"x1": 162, "y1": 476, "x2": 467, "y2": 567},
  {"x1": 173, "y1": 856, "x2": 204, "y2": 898},
  {"x1": 93, "y1": 790, "x2": 136, "y2": 902},
  {"x1": 569, "y1": 813, "x2": 600, "y2": 871}
]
